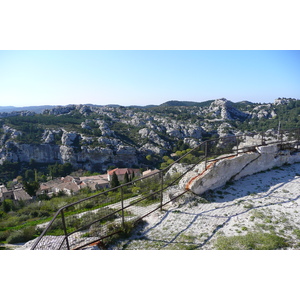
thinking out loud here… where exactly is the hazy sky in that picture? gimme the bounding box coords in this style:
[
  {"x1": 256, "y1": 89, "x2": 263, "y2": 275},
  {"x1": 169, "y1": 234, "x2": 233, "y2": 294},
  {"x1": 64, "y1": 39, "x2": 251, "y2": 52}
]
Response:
[{"x1": 0, "y1": 50, "x2": 299, "y2": 107}]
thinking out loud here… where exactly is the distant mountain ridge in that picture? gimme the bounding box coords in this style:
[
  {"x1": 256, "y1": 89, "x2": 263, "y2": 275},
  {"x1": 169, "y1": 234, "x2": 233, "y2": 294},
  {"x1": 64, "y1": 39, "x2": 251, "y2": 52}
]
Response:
[
  {"x1": 0, "y1": 105, "x2": 56, "y2": 113},
  {"x1": 1, "y1": 97, "x2": 298, "y2": 115},
  {"x1": 160, "y1": 100, "x2": 216, "y2": 107},
  {"x1": 0, "y1": 99, "x2": 255, "y2": 113}
]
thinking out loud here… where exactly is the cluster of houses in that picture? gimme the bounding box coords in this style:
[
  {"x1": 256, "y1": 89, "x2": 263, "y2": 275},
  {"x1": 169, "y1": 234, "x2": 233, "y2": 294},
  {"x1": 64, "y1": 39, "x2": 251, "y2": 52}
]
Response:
[
  {"x1": 38, "y1": 174, "x2": 110, "y2": 197},
  {"x1": 0, "y1": 183, "x2": 32, "y2": 203},
  {"x1": 0, "y1": 168, "x2": 160, "y2": 204},
  {"x1": 39, "y1": 168, "x2": 159, "y2": 197}
]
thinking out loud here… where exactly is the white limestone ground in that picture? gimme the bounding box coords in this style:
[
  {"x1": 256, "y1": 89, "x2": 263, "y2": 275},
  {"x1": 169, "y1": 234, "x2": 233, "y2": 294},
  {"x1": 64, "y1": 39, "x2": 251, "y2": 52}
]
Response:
[{"x1": 109, "y1": 162, "x2": 300, "y2": 250}]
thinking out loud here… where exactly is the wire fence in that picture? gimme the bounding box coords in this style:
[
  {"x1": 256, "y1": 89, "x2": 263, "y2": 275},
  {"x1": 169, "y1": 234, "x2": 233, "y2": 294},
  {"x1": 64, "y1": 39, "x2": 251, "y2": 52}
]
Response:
[{"x1": 30, "y1": 128, "x2": 300, "y2": 250}]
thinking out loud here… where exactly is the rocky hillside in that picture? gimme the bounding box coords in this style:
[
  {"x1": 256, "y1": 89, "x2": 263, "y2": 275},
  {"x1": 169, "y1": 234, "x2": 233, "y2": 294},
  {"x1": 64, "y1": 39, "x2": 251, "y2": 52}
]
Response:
[{"x1": 0, "y1": 97, "x2": 299, "y2": 181}]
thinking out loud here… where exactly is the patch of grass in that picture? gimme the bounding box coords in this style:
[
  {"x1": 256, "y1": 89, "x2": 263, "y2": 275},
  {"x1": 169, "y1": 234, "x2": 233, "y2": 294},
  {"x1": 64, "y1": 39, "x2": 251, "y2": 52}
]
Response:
[
  {"x1": 293, "y1": 229, "x2": 300, "y2": 239},
  {"x1": 179, "y1": 234, "x2": 196, "y2": 243},
  {"x1": 244, "y1": 203, "x2": 254, "y2": 209},
  {"x1": 103, "y1": 220, "x2": 142, "y2": 246},
  {"x1": 165, "y1": 242, "x2": 197, "y2": 250},
  {"x1": 251, "y1": 210, "x2": 266, "y2": 219},
  {"x1": 264, "y1": 217, "x2": 272, "y2": 223},
  {"x1": 6, "y1": 226, "x2": 37, "y2": 244},
  {"x1": 255, "y1": 223, "x2": 275, "y2": 231},
  {"x1": 214, "y1": 231, "x2": 290, "y2": 250}
]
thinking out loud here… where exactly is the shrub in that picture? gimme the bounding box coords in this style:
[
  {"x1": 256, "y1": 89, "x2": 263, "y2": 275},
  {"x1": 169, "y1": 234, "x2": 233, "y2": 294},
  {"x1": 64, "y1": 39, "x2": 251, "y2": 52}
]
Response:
[
  {"x1": 214, "y1": 232, "x2": 290, "y2": 250},
  {"x1": 0, "y1": 230, "x2": 11, "y2": 242},
  {"x1": 6, "y1": 226, "x2": 36, "y2": 244},
  {"x1": 2, "y1": 199, "x2": 15, "y2": 213}
]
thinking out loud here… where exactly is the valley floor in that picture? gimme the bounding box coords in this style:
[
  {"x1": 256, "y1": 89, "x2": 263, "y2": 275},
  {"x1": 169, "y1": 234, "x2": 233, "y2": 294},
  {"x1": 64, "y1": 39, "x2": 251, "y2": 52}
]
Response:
[{"x1": 109, "y1": 162, "x2": 300, "y2": 250}]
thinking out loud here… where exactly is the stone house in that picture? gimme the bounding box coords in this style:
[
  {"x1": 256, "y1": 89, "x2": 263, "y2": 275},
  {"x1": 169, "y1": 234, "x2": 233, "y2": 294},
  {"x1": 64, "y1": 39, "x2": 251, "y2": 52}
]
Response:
[
  {"x1": 37, "y1": 174, "x2": 110, "y2": 197},
  {"x1": 79, "y1": 175, "x2": 110, "y2": 190},
  {"x1": 0, "y1": 184, "x2": 32, "y2": 202},
  {"x1": 107, "y1": 168, "x2": 141, "y2": 182},
  {"x1": 142, "y1": 169, "x2": 160, "y2": 178}
]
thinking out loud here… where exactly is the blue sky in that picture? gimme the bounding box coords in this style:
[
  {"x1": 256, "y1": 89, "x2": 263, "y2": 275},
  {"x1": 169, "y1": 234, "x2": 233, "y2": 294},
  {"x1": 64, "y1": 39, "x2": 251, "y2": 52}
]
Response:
[{"x1": 0, "y1": 50, "x2": 299, "y2": 107}]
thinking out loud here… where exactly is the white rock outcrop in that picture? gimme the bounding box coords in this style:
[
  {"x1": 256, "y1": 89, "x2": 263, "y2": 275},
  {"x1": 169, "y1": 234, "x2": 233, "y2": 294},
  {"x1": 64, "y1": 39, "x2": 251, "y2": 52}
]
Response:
[{"x1": 181, "y1": 144, "x2": 300, "y2": 195}]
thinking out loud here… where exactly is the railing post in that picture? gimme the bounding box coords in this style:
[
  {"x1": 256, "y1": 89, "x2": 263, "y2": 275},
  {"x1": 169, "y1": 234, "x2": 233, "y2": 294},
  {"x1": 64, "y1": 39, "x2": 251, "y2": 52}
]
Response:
[
  {"x1": 160, "y1": 171, "x2": 164, "y2": 211},
  {"x1": 236, "y1": 136, "x2": 239, "y2": 155},
  {"x1": 120, "y1": 185, "x2": 125, "y2": 228},
  {"x1": 261, "y1": 132, "x2": 264, "y2": 145},
  {"x1": 205, "y1": 141, "x2": 208, "y2": 169},
  {"x1": 61, "y1": 210, "x2": 70, "y2": 250}
]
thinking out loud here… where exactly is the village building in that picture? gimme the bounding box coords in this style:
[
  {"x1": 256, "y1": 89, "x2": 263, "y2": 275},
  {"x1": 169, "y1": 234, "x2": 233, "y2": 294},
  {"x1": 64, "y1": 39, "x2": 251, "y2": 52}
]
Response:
[
  {"x1": 0, "y1": 184, "x2": 32, "y2": 202},
  {"x1": 37, "y1": 174, "x2": 110, "y2": 197},
  {"x1": 79, "y1": 175, "x2": 110, "y2": 190},
  {"x1": 142, "y1": 169, "x2": 160, "y2": 178},
  {"x1": 12, "y1": 188, "x2": 32, "y2": 201},
  {"x1": 107, "y1": 168, "x2": 141, "y2": 182}
]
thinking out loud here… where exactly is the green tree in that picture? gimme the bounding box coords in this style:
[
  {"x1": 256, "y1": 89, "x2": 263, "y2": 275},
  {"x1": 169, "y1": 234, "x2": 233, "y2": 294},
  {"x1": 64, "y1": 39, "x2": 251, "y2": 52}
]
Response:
[
  {"x1": 146, "y1": 155, "x2": 153, "y2": 162},
  {"x1": 124, "y1": 172, "x2": 129, "y2": 183},
  {"x1": 23, "y1": 181, "x2": 40, "y2": 197},
  {"x1": 25, "y1": 169, "x2": 35, "y2": 182},
  {"x1": 111, "y1": 172, "x2": 120, "y2": 189},
  {"x1": 2, "y1": 199, "x2": 15, "y2": 213}
]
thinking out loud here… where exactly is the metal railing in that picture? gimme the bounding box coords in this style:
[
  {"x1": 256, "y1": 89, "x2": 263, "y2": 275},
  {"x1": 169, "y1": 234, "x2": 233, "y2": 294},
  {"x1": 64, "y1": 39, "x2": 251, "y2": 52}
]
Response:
[{"x1": 30, "y1": 128, "x2": 300, "y2": 250}]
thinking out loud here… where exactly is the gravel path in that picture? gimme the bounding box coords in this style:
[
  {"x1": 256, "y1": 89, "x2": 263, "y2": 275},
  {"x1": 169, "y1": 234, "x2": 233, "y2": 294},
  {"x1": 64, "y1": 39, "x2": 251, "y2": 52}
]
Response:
[{"x1": 109, "y1": 162, "x2": 300, "y2": 250}]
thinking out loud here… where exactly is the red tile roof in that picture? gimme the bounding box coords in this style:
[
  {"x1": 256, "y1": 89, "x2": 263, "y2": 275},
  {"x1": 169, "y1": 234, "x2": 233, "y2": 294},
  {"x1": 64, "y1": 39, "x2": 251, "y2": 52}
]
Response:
[{"x1": 107, "y1": 168, "x2": 140, "y2": 176}]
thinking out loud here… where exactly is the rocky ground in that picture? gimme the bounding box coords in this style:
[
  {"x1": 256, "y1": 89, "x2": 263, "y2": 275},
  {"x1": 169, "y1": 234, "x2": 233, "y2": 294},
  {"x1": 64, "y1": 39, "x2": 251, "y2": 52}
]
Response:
[{"x1": 109, "y1": 162, "x2": 300, "y2": 250}]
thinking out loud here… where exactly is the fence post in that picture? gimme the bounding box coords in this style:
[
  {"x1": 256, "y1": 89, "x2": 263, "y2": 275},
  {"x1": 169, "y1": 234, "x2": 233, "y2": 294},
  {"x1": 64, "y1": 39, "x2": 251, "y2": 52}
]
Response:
[
  {"x1": 205, "y1": 141, "x2": 208, "y2": 169},
  {"x1": 61, "y1": 210, "x2": 70, "y2": 250},
  {"x1": 120, "y1": 185, "x2": 125, "y2": 228},
  {"x1": 160, "y1": 171, "x2": 164, "y2": 211}
]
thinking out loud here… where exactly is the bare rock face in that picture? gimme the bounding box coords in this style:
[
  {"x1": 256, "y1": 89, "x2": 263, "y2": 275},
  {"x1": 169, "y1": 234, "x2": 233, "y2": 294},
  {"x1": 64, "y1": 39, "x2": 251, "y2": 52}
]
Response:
[
  {"x1": 61, "y1": 131, "x2": 80, "y2": 146},
  {"x1": 139, "y1": 143, "x2": 167, "y2": 156},
  {"x1": 139, "y1": 128, "x2": 171, "y2": 149},
  {"x1": 181, "y1": 144, "x2": 300, "y2": 195},
  {"x1": 0, "y1": 142, "x2": 62, "y2": 165},
  {"x1": 208, "y1": 98, "x2": 249, "y2": 120},
  {"x1": 42, "y1": 129, "x2": 62, "y2": 144},
  {"x1": 274, "y1": 98, "x2": 290, "y2": 105},
  {"x1": 2, "y1": 125, "x2": 22, "y2": 140},
  {"x1": 98, "y1": 137, "x2": 119, "y2": 146},
  {"x1": 251, "y1": 104, "x2": 276, "y2": 119},
  {"x1": 44, "y1": 105, "x2": 76, "y2": 115},
  {"x1": 97, "y1": 120, "x2": 115, "y2": 137},
  {"x1": 183, "y1": 138, "x2": 200, "y2": 148},
  {"x1": 0, "y1": 130, "x2": 139, "y2": 172}
]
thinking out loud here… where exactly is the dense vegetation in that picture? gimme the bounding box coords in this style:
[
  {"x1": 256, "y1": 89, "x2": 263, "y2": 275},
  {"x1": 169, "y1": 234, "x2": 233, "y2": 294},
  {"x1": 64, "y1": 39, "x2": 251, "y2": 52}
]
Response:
[{"x1": 0, "y1": 160, "x2": 73, "y2": 186}]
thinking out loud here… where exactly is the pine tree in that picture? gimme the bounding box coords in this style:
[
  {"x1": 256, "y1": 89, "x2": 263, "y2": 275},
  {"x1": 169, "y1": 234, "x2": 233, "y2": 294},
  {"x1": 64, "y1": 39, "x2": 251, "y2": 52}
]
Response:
[
  {"x1": 124, "y1": 172, "x2": 129, "y2": 183},
  {"x1": 111, "y1": 172, "x2": 120, "y2": 188}
]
